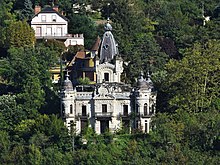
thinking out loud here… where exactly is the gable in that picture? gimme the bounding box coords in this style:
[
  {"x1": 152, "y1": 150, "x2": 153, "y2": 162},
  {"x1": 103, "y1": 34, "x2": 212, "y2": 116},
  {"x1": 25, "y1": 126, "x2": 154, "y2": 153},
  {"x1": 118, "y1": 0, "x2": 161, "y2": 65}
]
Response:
[{"x1": 31, "y1": 13, "x2": 67, "y2": 24}]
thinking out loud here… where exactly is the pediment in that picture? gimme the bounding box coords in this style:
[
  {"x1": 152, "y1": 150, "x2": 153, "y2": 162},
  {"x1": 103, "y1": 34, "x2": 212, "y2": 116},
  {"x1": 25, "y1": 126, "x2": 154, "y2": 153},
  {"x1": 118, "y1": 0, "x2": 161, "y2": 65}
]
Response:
[
  {"x1": 97, "y1": 63, "x2": 115, "y2": 70},
  {"x1": 93, "y1": 94, "x2": 115, "y2": 100}
]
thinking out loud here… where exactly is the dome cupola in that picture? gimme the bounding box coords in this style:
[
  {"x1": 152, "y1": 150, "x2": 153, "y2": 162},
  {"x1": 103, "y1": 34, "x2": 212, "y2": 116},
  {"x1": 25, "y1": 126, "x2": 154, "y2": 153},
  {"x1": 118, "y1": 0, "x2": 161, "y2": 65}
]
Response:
[{"x1": 63, "y1": 72, "x2": 73, "y2": 91}]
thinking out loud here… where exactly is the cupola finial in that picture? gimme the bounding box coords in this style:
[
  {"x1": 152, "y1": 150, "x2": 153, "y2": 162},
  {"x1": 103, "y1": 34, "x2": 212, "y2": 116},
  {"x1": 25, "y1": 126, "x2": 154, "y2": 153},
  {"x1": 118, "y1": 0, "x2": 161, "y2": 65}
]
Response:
[{"x1": 104, "y1": 18, "x2": 112, "y2": 31}]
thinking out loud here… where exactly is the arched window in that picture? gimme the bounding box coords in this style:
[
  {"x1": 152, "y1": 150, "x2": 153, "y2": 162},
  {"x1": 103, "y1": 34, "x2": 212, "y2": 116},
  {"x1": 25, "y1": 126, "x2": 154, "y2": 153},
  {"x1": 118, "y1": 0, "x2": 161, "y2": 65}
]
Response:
[
  {"x1": 70, "y1": 104, "x2": 73, "y2": 114},
  {"x1": 144, "y1": 103, "x2": 148, "y2": 116},
  {"x1": 145, "y1": 120, "x2": 148, "y2": 133}
]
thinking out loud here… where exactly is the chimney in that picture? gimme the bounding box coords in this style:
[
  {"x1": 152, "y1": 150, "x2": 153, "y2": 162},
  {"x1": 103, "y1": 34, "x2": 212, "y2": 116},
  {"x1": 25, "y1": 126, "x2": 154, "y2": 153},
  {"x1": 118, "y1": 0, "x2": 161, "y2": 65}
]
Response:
[
  {"x1": 53, "y1": 6, "x2": 59, "y2": 12},
  {"x1": 34, "y1": 5, "x2": 41, "y2": 15}
]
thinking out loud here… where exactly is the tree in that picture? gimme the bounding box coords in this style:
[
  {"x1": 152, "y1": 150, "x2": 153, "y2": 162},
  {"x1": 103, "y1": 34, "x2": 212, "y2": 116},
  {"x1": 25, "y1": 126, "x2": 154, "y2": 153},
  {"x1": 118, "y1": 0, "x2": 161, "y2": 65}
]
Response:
[
  {"x1": 68, "y1": 13, "x2": 98, "y2": 48},
  {"x1": 19, "y1": 0, "x2": 34, "y2": 21},
  {"x1": 4, "y1": 20, "x2": 35, "y2": 48},
  {"x1": 103, "y1": 0, "x2": 168, "y2": 84},
  {"x1": 164, "y1": 40, "x2": 220, "y2": 112},
  {"x1": 0, "y1": 0, "x2": 15, "y2": 26},
  {"x1": 0, "y1": 95, "x2": 26, "y2": 132}
]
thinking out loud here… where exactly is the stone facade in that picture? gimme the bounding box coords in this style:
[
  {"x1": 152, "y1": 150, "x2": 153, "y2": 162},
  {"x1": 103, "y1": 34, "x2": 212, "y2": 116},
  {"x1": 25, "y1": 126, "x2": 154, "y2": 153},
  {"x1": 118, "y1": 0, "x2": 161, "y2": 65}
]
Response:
[{"x1": 60, "y1": 20, "x2": 156, "y2": 134}]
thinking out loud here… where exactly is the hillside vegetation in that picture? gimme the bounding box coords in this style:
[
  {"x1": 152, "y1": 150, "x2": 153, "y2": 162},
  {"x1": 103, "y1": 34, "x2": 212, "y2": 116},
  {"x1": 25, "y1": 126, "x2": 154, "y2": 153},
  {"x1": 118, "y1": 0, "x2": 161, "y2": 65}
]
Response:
[{"x1": 0, "y1": 0, "x2": 220, "y2": 164}]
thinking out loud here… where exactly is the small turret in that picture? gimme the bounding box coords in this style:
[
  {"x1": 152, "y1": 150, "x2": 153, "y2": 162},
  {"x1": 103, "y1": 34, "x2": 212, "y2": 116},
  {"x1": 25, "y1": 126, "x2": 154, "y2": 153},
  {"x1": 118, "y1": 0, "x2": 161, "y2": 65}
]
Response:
[
  {"x1": 137, "y1": 71, "x2": 153, "y2": 91},
  {"x1": 135, "y1": 71, "x2": 156, "y2": 133},
  {"x1": 63, "y1": 72, "x2": 73, "y2": 91},
  {"x1": 60, "y1": 72, "x2": 76, "y2": 131}
]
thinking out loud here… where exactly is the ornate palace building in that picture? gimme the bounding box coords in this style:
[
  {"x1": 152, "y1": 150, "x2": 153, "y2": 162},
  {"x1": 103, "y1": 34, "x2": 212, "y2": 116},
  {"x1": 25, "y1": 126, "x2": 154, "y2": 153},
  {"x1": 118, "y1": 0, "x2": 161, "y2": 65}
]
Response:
[{"x1": 60, "y1": 19, "x2": 157, "y2": 134}]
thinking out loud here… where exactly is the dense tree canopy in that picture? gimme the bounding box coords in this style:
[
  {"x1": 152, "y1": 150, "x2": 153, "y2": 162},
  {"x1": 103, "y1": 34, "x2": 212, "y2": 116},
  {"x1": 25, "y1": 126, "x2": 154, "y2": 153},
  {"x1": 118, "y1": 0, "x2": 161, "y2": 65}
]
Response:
[
  {"x1": 0, "y1": 0, "x2": 220, "y2": 164},
  {"x1": 164, "y1": 40, "x2": 220, "y2": 113}
]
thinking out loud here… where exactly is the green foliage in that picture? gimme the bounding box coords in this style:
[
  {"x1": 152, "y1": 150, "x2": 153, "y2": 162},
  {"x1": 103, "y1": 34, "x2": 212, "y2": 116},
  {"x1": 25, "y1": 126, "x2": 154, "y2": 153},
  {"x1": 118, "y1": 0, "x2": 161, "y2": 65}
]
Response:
[
  {"x1": 43, "y1": 39, "x2": 66, "y2": 54},
  {"x1": 4, "y1": 20, "x2": 35, "y2": 48},
  {"x1": 16, "y1": 0, "x2": 34, "y2": 21},
  {"x1": 0, "y1": 0, "x2": 15, "y2": 26},
  {"x1": 0, "y1": 0, "x2": 220, "y2": 164},
  {"x1": 68, "y1": 13, "x2": 98, "y2": 48},
  {"x1": 164, "y1": 40, "x2": 220, "y2": 112},
  {"x1": 63, "y1": 45, "x2": 85, "y2": 61},
  {"x1": 78, "y1": 77, "x2": 91, "y2": 85},
  {"x1": 0, "y1": 95, "x2": 26, "y2": 131}
]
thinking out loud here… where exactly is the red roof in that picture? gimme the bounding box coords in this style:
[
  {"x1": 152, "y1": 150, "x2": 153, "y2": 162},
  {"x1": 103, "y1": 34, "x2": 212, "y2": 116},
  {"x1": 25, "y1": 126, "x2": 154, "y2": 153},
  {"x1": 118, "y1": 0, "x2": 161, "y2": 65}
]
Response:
[{"x1": 91, "y1": 36, "x2": 101, "y2": 51}]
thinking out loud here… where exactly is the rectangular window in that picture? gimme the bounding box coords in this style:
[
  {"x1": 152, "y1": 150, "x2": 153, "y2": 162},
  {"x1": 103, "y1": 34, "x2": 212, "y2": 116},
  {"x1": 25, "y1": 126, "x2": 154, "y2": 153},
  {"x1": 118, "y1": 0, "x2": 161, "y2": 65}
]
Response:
[
  {"x1": 70, "y1": 104, "x2": 73, "y2": 114},
  {"x1": 81, "y1": 120, "x2": 88, "y2": 133},
  {"x1": 136, "y1": 104, "x2": 139, "y2": 113},
  {"x1": 41, "y1": 15, "x2": 46, "y2": 22},
  {"x1": 102, "y1": 104, "x2": 107, "y2": 113},
  {"x1": 52, "y1": 15, "x2": 56, "y2": 22},
  {"x1": 57, "y1": 27, "x2": 62, "y2": 36},
  {"x1": 46, "y1": 27, "x2": 52, "y2": 36},
  {"x1": 36, "y1": 27, "x2": 42, "y2": 36},
  {"x1": 100, "y1": 120, "x2": 109, "y2": 133},
  {"x1": 82, "y1": 105, "x2": 87, "y2": 116},
  {"x1": 145, "y1": 120, "x2": 148, "y2": 133},
  {"x1": 123, "y1": 105, "x2": 128, "y2": 116},
  {"x1": 144, "y1": 104, "x2": 148, "y2": 116},
  {"x1": 104, "y1": 73, "x2": 109, "y2": 81}
]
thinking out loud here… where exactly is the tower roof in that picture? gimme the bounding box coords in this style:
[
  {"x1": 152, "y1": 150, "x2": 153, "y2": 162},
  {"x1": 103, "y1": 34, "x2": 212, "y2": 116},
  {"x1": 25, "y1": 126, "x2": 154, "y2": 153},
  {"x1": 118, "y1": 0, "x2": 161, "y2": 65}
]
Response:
[
  {"x1": 137, "y1": 71, "x2": 153, "y2": 90},
  {"x1": 63, "y1": 72, "x2": 73, "y2": 91},
  {"x1": 99, "y1": 18, "x2": 118, "y2": 63},
  {"x1": 91, "y1": 36, "x2": 101, "y2": 51}
]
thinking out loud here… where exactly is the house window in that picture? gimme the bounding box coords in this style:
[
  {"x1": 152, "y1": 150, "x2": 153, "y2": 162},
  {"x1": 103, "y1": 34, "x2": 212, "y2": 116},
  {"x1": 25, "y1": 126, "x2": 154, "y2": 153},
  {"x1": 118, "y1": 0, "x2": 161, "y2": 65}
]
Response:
[
  {"x1": 52, "y1": 15, "x2": 56, "y2": 22},
  {"x1": 36, "y1": 27, "x2": 42, "y2": 36},
  {"x1": 82, "y1": 105, "x2": 87, "y2": 116},
  {"x1": 62, "y1": 104, "x2": 65, "y2": 115},
  {"x1": 151, "y1": 104, "x2": 155, "y2": 114},
  {"x1": 102, "y1": 104, "x2": 107, "y2": 113},
  {"x1": 70, "y1": 104, "x2": 73, "y2": 114},
  {"x1": 41, "y1": 15, "x2": 46, "y2": 22},
  {"x1": 145, "y1": 120, "x2": 148, "y2": 133},
  {"x1": 144, "y1": 103, "x2": 148, "y2": 116},
  {"x1": 69, "y1": 120, "x2": 74, "y2": 131},
  {"x1": 136, "y1": 104, "x2": 139, "y2": 114},
  {"x1": 104, "y1": 73, "x2": 109, "y2": 81},
  {"x1": 46, "y1": 27, "x2": 52, "y2": 36},
  {"x1": 123, "y1": 105, "x2": 128, "y2": 116}
]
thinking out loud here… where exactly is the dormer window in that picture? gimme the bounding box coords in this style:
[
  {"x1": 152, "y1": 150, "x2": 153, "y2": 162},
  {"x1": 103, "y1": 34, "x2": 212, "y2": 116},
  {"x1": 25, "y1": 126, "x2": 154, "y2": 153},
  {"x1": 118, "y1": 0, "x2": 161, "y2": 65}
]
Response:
[
  {"x1": 52, "y1": 15, "x2": 56, "y2": 22},
  {"x1": 41, "y1": 15, "x2": 46, "y2": 22}
]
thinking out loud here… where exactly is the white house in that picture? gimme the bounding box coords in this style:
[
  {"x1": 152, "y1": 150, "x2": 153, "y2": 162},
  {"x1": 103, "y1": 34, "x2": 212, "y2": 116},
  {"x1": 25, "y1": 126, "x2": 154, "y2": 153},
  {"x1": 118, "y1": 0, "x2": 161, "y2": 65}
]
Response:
[
  {"x1": 60, "y1": 20, "x2": 157, "y2": 134},
  {"x1": 31, "y1": 6, "x2": 84, "y2": 47}
]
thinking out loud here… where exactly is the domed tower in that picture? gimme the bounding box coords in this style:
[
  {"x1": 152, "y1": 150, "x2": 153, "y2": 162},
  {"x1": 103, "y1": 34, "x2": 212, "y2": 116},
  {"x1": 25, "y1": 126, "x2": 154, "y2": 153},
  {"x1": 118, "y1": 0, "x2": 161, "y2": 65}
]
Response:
[
  {"x1": 99, "y1": 18, "x2": 118, "y2": 63},
  {"x1": 134, "y1": 72, "x2": 157, "y2": 133},
  {"x1": 96, "y1": 18, "x2": 123, "y2": 83},
  {"x1": 60, "y1": 72, "x2": 76, "y2": 130}
]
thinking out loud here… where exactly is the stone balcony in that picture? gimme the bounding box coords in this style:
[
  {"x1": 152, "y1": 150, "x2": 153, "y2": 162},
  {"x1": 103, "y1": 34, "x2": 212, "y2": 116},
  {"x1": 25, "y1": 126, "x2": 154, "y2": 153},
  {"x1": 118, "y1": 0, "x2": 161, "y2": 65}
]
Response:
[
  {"x1": 35, "y1": 33, "x2": 83, "y2": 40},
  {"x1": 77, "y1": 113, "x2": 89, "y2": 120},
  {"x1": 140, "y1": 112, "x2": 154, "y2": 118},
  {"x1": 118, "y1": 113, "x2": 130, "y2": 120},
  {"x1": 95, "y1": 112, "x2": 113, "y2": 119}
]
